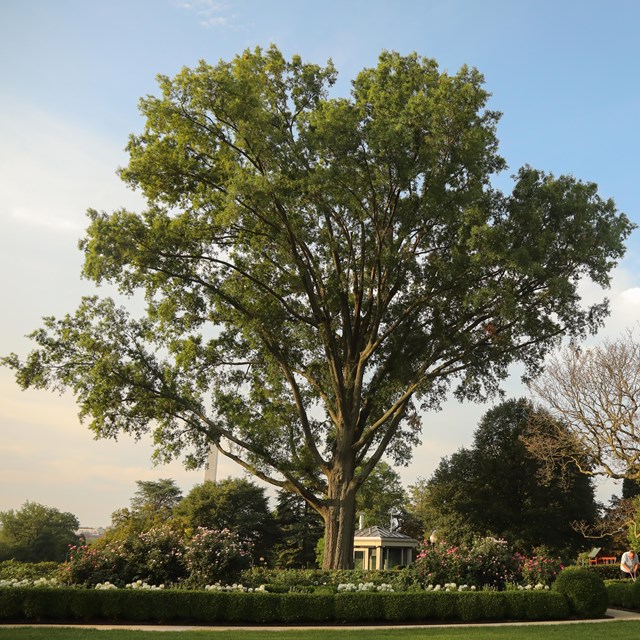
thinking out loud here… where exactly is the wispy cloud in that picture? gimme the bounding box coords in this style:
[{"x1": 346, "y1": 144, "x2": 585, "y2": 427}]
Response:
[
  {"x1": 0, "y1": 104, "x2": 144, "y2": 234},
  {"x1": 175, "y1": 0, "x2": 234, "y2": 28}
]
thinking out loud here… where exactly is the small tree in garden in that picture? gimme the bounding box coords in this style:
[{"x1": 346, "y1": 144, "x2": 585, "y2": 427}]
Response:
[{"x1": 183, "y1": 528, "x2": 253, "y2": 587}]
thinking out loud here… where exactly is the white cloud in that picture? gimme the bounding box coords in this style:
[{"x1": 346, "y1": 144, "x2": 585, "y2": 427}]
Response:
[
  {"x1": 0, "y1": 104, "x2": 144, "y2": 233},
  {"x1": 175, "y1": 0, "x2": 233, "y2": 28}
]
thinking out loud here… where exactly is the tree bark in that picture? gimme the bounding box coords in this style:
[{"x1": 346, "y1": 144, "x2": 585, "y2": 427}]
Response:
[{"x1": 321, "y1": 468, "x2": 357, "y2": 569}]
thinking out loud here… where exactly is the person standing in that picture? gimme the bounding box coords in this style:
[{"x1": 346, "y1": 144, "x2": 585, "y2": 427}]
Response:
[{"x1": 620, "y1": 549, "x2": 639, "y2": 579}]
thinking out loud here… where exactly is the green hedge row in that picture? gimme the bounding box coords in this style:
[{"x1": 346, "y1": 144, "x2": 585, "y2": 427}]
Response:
[
  {"x1": 605, "y1": 579, "x2": 640, "y2": 609},
  {"x1": 577, "y1": 564, "x2": 620, "y2": 581},
  {"x1": 0, "y1": 587, "x2": 571, "y2": 624}
]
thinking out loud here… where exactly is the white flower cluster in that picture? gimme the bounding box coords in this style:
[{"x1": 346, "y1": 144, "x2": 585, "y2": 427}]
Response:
[
  {"x1": 0, "y1": 577, "x2": 59, "y2": 588},
  {"x1": 204, "y1": 582, "x2": 265, "y2": 592},
  {"x1": 125, "y1": 580, "x2": 165, "y2": 590},
  {"x1": 518, "y1": 584, "x2": 550, "y2": 590},
  {"x1": 426, "y1": 583, "x2": 477, "y2": 592},
  {"x1": 337, "y1": 582, "x2": 394, "y2": 592},
  {"x1": 95, "y1": 582, "x2": 118, "y2": 590}
]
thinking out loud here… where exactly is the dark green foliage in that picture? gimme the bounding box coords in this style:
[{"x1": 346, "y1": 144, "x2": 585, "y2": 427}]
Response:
[
  {"x1": 552, "y1": 567, "x2": 608, "y2": 617},
  {"x1": 0, "y1": 502, "x2": 81, "y2": 563},
  {"x1": 278, "y1": 593, "x2": 335, "y2": 623},
  {"x1": 0, "y1": 586, "x2": 574, "y2": 624},
  {"x1": 605, "y1": 579, "x2": 640, "y2": 609},
  {"x1": 334, "y1": 592, "x2": 381, "y2": 622},
  {"x1": 502, "y1": 590, "x2": 570, "y2": 621},
  {"x1": 240, "y1": 567, "x2": 403, "y2": 589},
  {"x1": 175, "y1": 479, "x2": 278, "y2": 565},
  {"x1": 578, "y1": 563, "x2": 620, "y2": 581},
  {"x1": 0, "y1": 561, "x2": 59, "y2": 581},
  {"x1": 424, "y1": 399, "x2": 598, "y2": 558},
  {"x1": 379, "y1": 592, "x2": 435, "y2": 621},
  {"x1": 271, "y1": 490, "x2": 324, "y2": 568}
]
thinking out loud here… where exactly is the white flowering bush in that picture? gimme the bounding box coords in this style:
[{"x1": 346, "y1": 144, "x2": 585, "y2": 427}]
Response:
[
  {"x1": 517, "y1": 583, "x2": 550, "y2": 590},
  {"x1": 126, "y1": 580, "x2": 165, "y2": 590},
  {"x1": 337, "y1": 582, "x2": 394, "y2": 592},
  {"x1": 95, "y1": 581, "x2": 118, "y2": 590},
  {"x1": 205, "y1": 582, "x2": 243, "y2": 592},
  {"x1": 425, "y1": 583, "x2": 477, "y2": 592},
  {"x1": 0, "y1": 577, "x2": 59, "y2": 588}
]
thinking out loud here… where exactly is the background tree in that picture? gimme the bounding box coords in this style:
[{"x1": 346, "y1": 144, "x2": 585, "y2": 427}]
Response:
[
  {"x1": 398, "y1": 477, "x2": 431, "y2": 541},
  {"x1": 130, "y1": 478, "x2": 183, "y2": 514},
  {"x1": 173, "y1": 478, "x2": 277, "y2": 563},
  {"x1": 131, "y1": 478, "x2": 183, "y2": 523},
  {"x1": 355, "y1": 461, "x2": 407, "y2": 529},
  {"x1": 528, "y1": 331, "x2": 640, "y2": 483},
  {"x1": 105, "y1": 478, "x2": 183, "y2": 538},
  {"x1": 423, "y1": 399, "x2": 598, "y2": 559},
  {"x1": 0, "y1": 501, "x2": 80, "y2": 562},
  {"x1": 272, "y1": 490, "x2": 324, "y2": 568},
  {"x1": 2, "y1": 46, "x2": 632, "y2": 568}
]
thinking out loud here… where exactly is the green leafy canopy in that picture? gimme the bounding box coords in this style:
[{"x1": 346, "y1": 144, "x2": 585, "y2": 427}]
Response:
[{"x1": 2, "y1": 46, "x2": 633, "y2": 566}]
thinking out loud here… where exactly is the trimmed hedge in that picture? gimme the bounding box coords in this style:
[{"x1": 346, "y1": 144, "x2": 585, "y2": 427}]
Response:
[
  {"x1": 576, "y1": 563, "x2": 620, "y2": 581},
  {"x1": 605, "y1": 578, "x2": 640, "y2": 610},
  {"x1": 0, "y1": 587, "x2": 571, "y2": 625},
  {"x1": 552, "y1": 567, "x2": 608, "y2": 618}
]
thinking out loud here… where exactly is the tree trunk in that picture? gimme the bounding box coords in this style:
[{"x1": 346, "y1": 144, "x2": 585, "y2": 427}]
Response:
[{"x1": 322, "y1": 476, "x2": 357, "y2": 569}]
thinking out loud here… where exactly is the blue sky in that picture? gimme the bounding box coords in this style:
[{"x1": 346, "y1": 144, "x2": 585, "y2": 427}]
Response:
[{"x1": 1, "y1": 0, "x2": 639, "y2": 527}]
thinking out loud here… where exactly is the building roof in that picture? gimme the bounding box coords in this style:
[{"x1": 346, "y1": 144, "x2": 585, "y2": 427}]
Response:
[{"x1": 354, "y1": 526, "x2": 419, "y2": 544}]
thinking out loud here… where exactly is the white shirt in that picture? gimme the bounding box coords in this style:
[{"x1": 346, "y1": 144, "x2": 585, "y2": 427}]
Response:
[{"x1": 621, "y1": 551, "x2": 638, "y2": 573}]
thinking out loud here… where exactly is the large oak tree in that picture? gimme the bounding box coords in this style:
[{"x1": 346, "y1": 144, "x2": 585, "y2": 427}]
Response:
[{"x1": 2, "y1": 47, "x2": 633, "y2": 568}]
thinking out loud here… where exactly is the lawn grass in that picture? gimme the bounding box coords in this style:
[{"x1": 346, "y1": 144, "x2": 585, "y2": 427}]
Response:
[{"x1": 1, "y1": 622, "x2": 640, "y2": 640}]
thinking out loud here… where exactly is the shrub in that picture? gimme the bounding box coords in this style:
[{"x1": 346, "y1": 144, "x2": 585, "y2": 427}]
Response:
[
  {"x1": 468, "y1": 538, "x2": 519, "y2": 590},
  {"x1": 414, "y1": 541, "x2": 466, "y2": 587},
  {"x1": 133, "y1": 525, "x2": 185, "y2": 585},
  {"x1": 59, "y1": 542, "x2": 132, "y2": 587},
  {"x1": 605, "y1": 578, "x2": 640, "y2": 609},
  {"x1": 552, "y1": 567, "x2": 608, "y2": 617},
  {"x1": 334, "y1": 592, "x2": 380, "y2": 622},
  {"x1": 414, "y1": 537, "x2": 519, "y2": 590},
  {"x1": 0, "y1": 561, "x2": 59, "y2": 581},
  {"x1": 502, "y1": 590, "x2": 569, "y2": 620},
  {"x1": 239, "y1": 567, "x2": 403, "y2": 589},
  {"x1": 278, "y1": 593, "x2": 334, "y2": 623},
  {"x1": 380, "y1": 592, "x2": 433, "y2": 621},
  {"x1": 580, "y1": 563, "x2": 620, "y2": 581},
  {"x1": 183, "y1": 528, "x2": 252, "y2": 587},
  {"x1": 519, "y1": 546, "x2": 564, "y2": 586}
]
